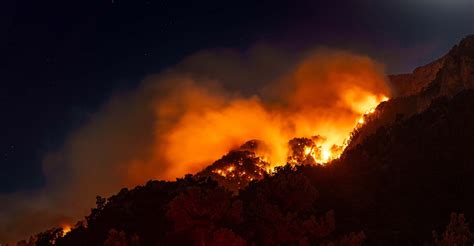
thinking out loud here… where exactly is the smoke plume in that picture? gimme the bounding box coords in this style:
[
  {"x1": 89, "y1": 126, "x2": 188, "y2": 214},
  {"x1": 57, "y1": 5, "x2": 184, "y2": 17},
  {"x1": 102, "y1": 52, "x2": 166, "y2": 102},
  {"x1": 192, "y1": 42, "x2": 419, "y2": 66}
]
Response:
[{"x1": 0, "y1": 47, "x2": 390, "y2": 244}]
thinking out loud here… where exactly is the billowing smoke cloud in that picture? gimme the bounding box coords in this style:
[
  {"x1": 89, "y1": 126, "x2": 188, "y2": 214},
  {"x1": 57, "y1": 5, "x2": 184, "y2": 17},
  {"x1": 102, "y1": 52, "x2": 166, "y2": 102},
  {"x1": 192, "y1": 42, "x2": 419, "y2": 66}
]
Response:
[{"x1": 0, "y1": 46, "x2": 390, "y2": 244}]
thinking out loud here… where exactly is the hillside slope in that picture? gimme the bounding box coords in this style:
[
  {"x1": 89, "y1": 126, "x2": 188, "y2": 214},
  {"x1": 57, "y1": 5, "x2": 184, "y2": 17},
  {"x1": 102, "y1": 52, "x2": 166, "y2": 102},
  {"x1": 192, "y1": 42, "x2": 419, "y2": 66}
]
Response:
[
  {"x1": 323, "y1": 89, "x2": 474, "y2": 244},
  {"x1": 19, "y1": 36, "x2": 474, "y2": 246}
]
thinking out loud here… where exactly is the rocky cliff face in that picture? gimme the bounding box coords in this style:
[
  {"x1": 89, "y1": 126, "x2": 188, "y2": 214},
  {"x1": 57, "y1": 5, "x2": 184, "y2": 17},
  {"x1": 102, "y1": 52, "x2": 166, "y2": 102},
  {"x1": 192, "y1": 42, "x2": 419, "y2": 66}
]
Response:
[
  {"x1": 349, "y1": 35, "x2": 474, "y2": 149},
  {"x1": 431, "y1": 35, "x2": 474, "y2": 96},
  {"x1": 389, "y1": 35, "x2": 474, "y2": 99},
  {"x1": 389, "y1": 56, "x2": 446, "y2": 97}
]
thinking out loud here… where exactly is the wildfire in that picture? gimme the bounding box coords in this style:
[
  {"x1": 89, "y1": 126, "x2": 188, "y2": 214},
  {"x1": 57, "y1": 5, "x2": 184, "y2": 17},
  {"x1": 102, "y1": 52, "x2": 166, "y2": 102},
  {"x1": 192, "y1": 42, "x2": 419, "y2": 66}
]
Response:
[
  {"x1": 298, "y1": 143, "x2": 333, "y2": 164},
  {"x1": 5, "y1": 48, "x2": 398, "y2": 243},
  {"x1": 319, "y1": 94, "x2": 388, "y2": 163},
  {"x1": 356, "y1": 96, "x2": 388, "y2": 127},
  {"x1": 208, "y1": 93, "x2": 389, "y2": 185},
  {"x1": 212, "y1": 165, "x2": 237, "y2": 178},
  {"x1": 127, "y1": 50, "x2": 392, "y2": 186},
  {"x1": 321, "y1": 148, "x2": 331, "y2": 163},
  {"x1": 62, "y1": 224, "x2": 72, "y2": 235}
]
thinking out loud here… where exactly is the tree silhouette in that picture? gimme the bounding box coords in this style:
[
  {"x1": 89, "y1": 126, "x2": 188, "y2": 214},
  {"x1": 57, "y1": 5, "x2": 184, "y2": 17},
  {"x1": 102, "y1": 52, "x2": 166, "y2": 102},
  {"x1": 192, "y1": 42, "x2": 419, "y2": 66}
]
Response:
[
  {"x1": 433, "y1": 213, "x2": 473, "y2": 246},
  {"x1": 166, "y1": 185, "x2": 244, "y2": 245},
  {"x1": 103, "y1": 229, "x2": 140, "y2": 246}
]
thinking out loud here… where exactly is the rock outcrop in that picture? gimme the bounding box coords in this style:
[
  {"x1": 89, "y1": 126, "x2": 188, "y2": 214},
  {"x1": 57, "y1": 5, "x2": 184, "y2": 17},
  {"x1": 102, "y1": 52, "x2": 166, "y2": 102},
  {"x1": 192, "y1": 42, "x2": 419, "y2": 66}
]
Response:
[
  {"x1": 430, "y1": 35, "x2": 474, "y2": 96},
  {"x1": 389, "y1": 35, "x2": 474, "y2": 99},
  {"x1": 349, "y1": 35, "x2": 474, "y2": 149},
  {"x1": 389, "y1": 56, "x2": 446, "y2": 97}
]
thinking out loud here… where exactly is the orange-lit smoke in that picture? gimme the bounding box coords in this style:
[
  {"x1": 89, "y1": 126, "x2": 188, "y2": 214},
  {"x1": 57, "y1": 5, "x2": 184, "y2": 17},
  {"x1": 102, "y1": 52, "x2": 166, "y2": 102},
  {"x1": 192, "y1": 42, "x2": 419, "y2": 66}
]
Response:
[
  {"x1": 131, "y1": 50, "x2": 390, "y2": 181},
  {"x1": 0, "y1": 48, "x2": 390, "y2": 245}
]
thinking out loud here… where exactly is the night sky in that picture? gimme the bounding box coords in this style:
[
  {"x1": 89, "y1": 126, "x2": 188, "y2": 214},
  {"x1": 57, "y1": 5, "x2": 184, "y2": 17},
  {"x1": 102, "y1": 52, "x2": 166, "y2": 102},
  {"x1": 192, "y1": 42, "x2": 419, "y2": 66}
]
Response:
[{"x1": 0, "y1": 0, "x2": 473, "y2": 193}]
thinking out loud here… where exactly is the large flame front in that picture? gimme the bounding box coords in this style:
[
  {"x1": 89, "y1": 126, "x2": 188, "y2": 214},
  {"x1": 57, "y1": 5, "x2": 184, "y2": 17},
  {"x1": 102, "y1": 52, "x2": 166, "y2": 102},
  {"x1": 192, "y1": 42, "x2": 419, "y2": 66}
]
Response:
[
  {"x1": 198, "y1": 93, "x2": 389, "y2": 189},
  {"x1": 132, "y1": 50, "x2": 392, "y2": 181},
  {"x1": 287, "y1": 94, "x2": 388, "y2": 166}
]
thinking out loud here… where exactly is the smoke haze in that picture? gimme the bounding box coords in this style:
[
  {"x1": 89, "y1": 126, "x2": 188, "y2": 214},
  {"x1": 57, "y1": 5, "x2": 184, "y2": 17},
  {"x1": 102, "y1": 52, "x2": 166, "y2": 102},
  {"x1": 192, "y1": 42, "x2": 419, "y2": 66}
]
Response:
[{"x1": 0, "y1": 47, "x2": 391, "y2": 244}]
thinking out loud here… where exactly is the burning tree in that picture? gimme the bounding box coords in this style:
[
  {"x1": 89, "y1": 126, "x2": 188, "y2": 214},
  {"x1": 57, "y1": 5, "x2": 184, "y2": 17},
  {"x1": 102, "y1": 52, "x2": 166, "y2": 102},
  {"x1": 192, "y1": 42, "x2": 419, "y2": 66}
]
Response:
[{"x1": 197, "y1": 140, "x2": 270, "y2": 191}]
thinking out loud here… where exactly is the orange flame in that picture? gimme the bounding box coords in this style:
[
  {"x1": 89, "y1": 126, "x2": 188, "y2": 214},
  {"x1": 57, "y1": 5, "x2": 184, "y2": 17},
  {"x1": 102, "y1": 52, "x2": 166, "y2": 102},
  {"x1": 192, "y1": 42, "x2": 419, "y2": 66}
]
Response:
[
  {"x1": 144, "y1": 51, "x2": 391, "y2": 180},
  {"x1": 61, "y1": 224, "x2": 72, "y2": 235}
]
